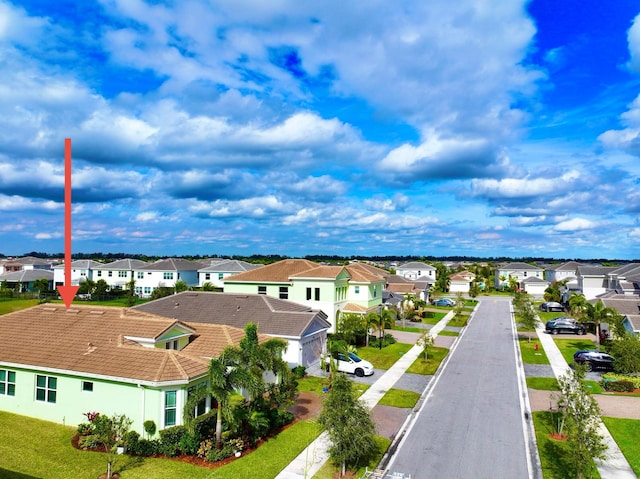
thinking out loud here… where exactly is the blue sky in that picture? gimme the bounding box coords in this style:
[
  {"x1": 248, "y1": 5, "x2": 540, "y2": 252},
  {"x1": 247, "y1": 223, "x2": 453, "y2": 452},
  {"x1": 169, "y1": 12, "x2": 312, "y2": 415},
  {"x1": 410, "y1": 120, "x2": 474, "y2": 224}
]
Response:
[{"x1": 2, "y1": 0, "x2": 640, "y2": 259}]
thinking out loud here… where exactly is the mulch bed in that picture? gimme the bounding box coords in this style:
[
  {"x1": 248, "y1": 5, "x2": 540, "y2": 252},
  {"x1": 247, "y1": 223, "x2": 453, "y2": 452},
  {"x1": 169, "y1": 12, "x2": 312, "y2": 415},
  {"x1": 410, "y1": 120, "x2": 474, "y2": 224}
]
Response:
[{"x1": 72, "y1": 391, "x2": 325, "y2": 470}]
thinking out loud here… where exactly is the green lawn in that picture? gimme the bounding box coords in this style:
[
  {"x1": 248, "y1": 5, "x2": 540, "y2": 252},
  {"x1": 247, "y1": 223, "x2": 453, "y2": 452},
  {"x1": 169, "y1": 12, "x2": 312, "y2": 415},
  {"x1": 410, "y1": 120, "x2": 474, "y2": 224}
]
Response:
[
  {"x1": 296, "y1": 375, "x2": 329, "y2": 394},
  {"x1": 447, "y1": 315, "x2": 468, "y2": 328},
  {"x1": 378, "y1": 388, "x2": 420, "y2": 408},
  {"x1": 553, "y1": 338, "x2": 597, "y2": 365},
  {"x1": 602, "y1": 417, "x2": 640, "y2": 476},
  {"x1": 0, "y1": 410, "x2": 321, "y2": 479},
  {"x1": 406, "y1": 346, "x2": 449, "y2": 375},
  {"x1": 311, "y1": 435, "x2": 391, "y2": 479},
  {"x1": 518, "y1": 338, "x2": 550, "y2": 364},
  {"x1": 420, "y1": 311, "x2": 447, "y2": 325},
  {"x1": 525, "y1": 377, "x2": 602, "y2": 394},
  {"x1": 532, "y1": 411, "x2": 601, "y2": 479},
  {"x1": 357, "y1": 343, "x2": 413, "y2": 370},
  {"x1": 437, "y1": 329, "x2": 459, "y2": 337},
  {"x1": 527, "y1": 377, "x2": 559, "y2": 390},
  {"x1": 0, "y1": 298, "x2": 40, "y2": 315}
]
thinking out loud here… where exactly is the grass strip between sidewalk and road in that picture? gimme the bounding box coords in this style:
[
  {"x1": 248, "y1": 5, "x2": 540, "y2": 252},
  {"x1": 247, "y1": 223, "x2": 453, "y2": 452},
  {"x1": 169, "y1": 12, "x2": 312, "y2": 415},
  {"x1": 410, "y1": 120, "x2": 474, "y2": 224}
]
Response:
[
  {"x1": 519, "y1": 337, "x2": 550, "y2": 364},
  {"x1": 406, "y1": 346, "x2": 449, "y2": 375},
  {"x1": 378, "y1": 388, "x2": 421, "y2": 409}
]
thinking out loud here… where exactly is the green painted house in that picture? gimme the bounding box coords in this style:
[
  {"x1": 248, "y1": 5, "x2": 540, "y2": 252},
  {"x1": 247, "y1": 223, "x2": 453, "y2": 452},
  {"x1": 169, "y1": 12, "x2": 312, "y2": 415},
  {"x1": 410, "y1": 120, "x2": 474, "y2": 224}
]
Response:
[
  {"x1": 0, "y1": 304, "x2": 256, "y2": 435},
  {"x1": 222, "y1": 259, "x2": 387, "y2": 332}
]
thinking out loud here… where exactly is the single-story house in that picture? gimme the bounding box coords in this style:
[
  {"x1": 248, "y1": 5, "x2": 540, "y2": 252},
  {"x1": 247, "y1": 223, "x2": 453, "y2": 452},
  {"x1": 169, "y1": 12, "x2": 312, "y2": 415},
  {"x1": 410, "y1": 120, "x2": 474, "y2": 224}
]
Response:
[
  {"x1": 0, "y1": 304, "x2": 263, "y2": 434},
  {"x1": 0, "y1": 269, "x2": 54, "y2": 292},
  {"x1": 134, "y1": 291, "x2": 331, "y2": 368}
]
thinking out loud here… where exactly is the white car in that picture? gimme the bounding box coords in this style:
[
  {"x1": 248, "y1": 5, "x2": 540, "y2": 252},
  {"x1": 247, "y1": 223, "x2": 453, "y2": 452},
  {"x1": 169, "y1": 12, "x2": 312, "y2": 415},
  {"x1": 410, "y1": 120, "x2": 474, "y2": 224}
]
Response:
[{"x1": 324, "y1": 352, "x2": 374, "y2": 377}]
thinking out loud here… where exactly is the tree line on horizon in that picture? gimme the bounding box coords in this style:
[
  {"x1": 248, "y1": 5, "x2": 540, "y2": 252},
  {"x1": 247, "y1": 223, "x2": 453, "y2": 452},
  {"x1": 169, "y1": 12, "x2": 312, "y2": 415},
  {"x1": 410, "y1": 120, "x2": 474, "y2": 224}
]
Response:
[{"x1": 0, "y1": 251, "x2": 634, "y2": 265}]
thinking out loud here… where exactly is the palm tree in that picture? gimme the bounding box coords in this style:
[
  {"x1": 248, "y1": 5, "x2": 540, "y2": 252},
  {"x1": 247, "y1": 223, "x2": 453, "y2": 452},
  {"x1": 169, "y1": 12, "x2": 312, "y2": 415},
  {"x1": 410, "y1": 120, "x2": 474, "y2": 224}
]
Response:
[
  {"x1": 184, "y1": 349, "x2": 258, "y2": 447},
  {"x1": 568, "y1": 293, "x2": 589, "y2": 321},
  {"x1": 586, "y1": 301, "x2": 617, "y2": 351}
]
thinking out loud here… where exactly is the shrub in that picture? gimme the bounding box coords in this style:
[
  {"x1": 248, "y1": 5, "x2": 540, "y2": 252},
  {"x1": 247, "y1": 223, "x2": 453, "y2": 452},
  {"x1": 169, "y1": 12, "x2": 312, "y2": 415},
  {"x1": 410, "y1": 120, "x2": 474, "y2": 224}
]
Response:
[
  {"x1": 603, "y1": 380, "x2": 636, "y2": 392},
  {"x1": 143, "y1": 420, "x2": 156, "y2": 438},
  {"x1": 159, "y1": 425, "x2": 188, "y2": 457},
  {"x1": 205, "y1": 440, "x2": 235, "y2": 462},
  {"x1": 135, "y1": 439, "x2": 160, "y2": 456},
  {"x1": 192, "y1": 412, "x2": 216, "y2": 440},
  {"x1": 197, "y1": 439, "x2": 214, "y2": 459},
  {"x1": 292, "y1": 365, "x2": 306, "y2": 379},
  {"x1": 77, "y1": 422, "x2": 93, "y2": 436},
  {"x1": 179, "y1": 432, "x2": 200, "y2": 455},
  {"x1": 602, "y1": 373, "x2": 640, "y2": 389},
  {"x1": 121, "y1": 430, "x2": 140, "y2": 453}
]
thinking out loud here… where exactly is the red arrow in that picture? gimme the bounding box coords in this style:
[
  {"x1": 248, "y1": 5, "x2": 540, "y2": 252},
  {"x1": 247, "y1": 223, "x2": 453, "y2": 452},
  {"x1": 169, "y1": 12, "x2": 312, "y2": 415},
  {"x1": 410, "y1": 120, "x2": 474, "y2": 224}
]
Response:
[{"x1": 57, "y1": 138, "x2": 79, "y2": 308}]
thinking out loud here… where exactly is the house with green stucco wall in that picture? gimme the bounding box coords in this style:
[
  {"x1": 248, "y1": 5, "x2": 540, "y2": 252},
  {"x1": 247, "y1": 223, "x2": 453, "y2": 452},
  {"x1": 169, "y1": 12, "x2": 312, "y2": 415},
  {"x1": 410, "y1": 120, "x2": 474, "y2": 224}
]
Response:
[
  {"x1": 0, "y1": 304, "x2": 256, "y2": 435},
  {"x1": 222, "y1": 259, "x2": 387, "y2": 332}
]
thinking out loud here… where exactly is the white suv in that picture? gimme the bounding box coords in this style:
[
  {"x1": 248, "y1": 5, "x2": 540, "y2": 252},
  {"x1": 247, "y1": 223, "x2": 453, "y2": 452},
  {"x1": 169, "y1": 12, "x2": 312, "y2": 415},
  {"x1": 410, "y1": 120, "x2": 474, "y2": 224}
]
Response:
[{"x1": 324, "y1": 352, "x2": 374, "y2": 377}]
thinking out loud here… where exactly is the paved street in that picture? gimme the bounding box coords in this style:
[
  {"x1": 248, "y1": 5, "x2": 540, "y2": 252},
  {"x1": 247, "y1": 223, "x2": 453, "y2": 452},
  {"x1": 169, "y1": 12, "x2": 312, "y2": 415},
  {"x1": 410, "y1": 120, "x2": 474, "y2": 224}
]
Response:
[{"x1": 387, "y1": 297, "x2": 535, "y2": 479}]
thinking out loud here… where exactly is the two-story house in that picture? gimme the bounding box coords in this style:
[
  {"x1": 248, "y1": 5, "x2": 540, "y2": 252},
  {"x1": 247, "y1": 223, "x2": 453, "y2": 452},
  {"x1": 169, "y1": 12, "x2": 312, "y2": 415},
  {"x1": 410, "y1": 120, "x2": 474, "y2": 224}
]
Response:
[
  {"x1": 134, "y1": 258, "x2": 207, "y2": 297},
  {"x1": 494, "y1": 262, "x2": 544, "y2": 291},
  {"x1": 449, "y1": 271, "x2": 476, "y2": 293},
  {"x1": 93, "y1": 258, "x2": 148, "y2": 290},
  {"x1": 222, "y1": 259, "x2": 386, "y2": 332},
  {"x1": 197, "y1": 259, "x2": 262, "y2": 289},
  {"x1": 53, "y1": 259, "x2": 102, "y2": 288},
  {"x1": 395, "y1": 262, "x2": 437, "y2": 281}
]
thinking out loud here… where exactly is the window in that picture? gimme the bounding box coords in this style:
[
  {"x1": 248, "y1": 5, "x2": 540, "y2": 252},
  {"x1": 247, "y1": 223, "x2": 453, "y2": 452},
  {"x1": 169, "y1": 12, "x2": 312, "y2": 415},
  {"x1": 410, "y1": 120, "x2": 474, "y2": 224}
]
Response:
[
  {"x1": 163, "y1": 272, "x2": 174, "y2": 280},
  {"x1": 373, "y1": 285, "x2": 377, "y2": 298},
  {"x1": 144, "y1": 287, "x2": 151, "y2": 295},
  {"x1": 97, "y1": 270, "x2": 102, "y2": 277},
  {"x1": 205, "y1": 273, "x2": 210, "y2": 280},
  {"x1": 0, "y1": 370, "x2": 16, "y2": 396},
  {"x1": 354, "y1": 286, "x2": 360, "y2": 294},
  {"x1": 218, "y1": 273, "x2": 224, "y2": 280},
  {"x1": 80, "y1": 270, "x2": 87, "y2": 276},
  {"x1": 164, "y1": 391, "x2": 177, "y2": 427},
  {"x1": 135, "y1": 287, "x2": 142, "y2": 295},
  {"x1": 279, "y1": 286, "x2": 288, "y2": 299},
  {"x1": 165, "y1": 339, "x2": 179, "y2": 350},
  {"x1": 187, "y1": 384, "x2": 207, "y2": 417},
  {"x1": 118, "y1": 271, "x2": 127, "y2": 278},
  {"x1": 258, "y1": 286, "x2": 266, "y2": 295},
  {"x1": 137, "y1": 272, "x2": 144, "y2": 279},
  {"x1": 36, "y1": 375, "x2": 57, "y2": 403},
  {"x1": 306, "y1": 287, "x2": 312, "y2": 300},
  {"x1": 82, "y1": 381, "x2": 93, "y2": 392},
  {"x1": 108, "y1": 271, "x2": 112, "y2": 277},
  {"x1": 314, "y1": 288, "x2": 320, "y2": 301}
]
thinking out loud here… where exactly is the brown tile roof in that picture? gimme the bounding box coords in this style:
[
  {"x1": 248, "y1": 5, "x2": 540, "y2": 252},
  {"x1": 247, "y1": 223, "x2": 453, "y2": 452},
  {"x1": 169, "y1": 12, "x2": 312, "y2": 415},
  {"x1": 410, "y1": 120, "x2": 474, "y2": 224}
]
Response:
[
  {"x1": 387, "y1": 283, "x2": 417, "y2": 294},
  {"x1": 134, "y1": 292, "x2": 331, "y2": 338},
  {"x1": 346, "y1": 262, "x2": 389, "y2": 279},
  {"x1": 223, "y1": 259, "x2": 319, "y2": 282},
  {"x1": 290, "y1": 265, "x2": 346, "y2": 279},
  {"x1": 0, "y1": 304, "x2": 257, "y2": 385}
]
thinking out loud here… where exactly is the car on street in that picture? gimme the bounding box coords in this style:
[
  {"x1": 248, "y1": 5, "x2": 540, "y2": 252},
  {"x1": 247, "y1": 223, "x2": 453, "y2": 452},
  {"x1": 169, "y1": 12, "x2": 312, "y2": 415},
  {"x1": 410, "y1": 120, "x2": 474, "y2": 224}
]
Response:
[
  {"x1": 573, "y1": 350, "x2": 615, "y2": 371},
  {"x1": 432, "y1": 298, "x2": 455, "y2": 307},
  {"x1": 545, "y1": 317, "x2": 586, "y2": 335},
  {"x1": 324, "y1": 351, "x2": 374, "y2": 377},
  {"x1": 539, "y1": 301, "x2": 564, "y2": 312}
]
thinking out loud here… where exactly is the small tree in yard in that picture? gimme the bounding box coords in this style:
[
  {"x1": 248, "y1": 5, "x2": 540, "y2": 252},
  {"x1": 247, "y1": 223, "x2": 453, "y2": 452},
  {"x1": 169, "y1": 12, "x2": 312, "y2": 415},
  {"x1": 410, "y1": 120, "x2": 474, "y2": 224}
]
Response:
[
  {"x1": 88, "y1": 413, "x2": 133, "y2": 478},
  {"x1": 417, "y1": 330, "x2": 434, "y2": 360},
  {"x1": 453, "y1": 293, "x2": 465, "y2": 318},
  {"x1": 318, "y1": 373, "x2": 377, "y2": 477},
  {"x1": 513, "y1": 292, "x2": 539, "y2": 340},
  {"x1": 556, "y1": 366, "x2": 607, "y2": 479},
  {"x1": 608, "y1": 335, "x2": 640, "y2": 374}
]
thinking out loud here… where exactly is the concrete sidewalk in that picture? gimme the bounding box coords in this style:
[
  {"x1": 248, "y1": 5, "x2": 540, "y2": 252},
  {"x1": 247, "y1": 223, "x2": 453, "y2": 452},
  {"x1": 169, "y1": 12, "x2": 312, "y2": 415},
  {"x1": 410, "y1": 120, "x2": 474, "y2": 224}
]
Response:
[
  {"x1": 535, "y1": 324, "x2": 636, "y2": 479},
  {"x1": 274, "y1": 310, "x2": 456, "y2": 479}
]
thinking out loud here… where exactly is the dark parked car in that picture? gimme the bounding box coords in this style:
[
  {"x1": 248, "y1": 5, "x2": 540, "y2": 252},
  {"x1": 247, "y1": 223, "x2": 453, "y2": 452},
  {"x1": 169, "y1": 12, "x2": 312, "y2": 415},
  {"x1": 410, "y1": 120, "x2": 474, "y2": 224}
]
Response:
[
  {"x1": 545, "y1": 317, "x2": 586, "y2": 335},
  {"x1": 573, "y1": 350, "x2": 615, "y2": 371},
  {"x1": 539, "y1": 301, "x2": 564, "y2": 312},
  {"x1": 432, "y1": 298, "x2": 455, "y2": 307}
]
